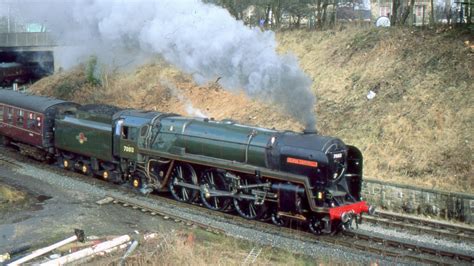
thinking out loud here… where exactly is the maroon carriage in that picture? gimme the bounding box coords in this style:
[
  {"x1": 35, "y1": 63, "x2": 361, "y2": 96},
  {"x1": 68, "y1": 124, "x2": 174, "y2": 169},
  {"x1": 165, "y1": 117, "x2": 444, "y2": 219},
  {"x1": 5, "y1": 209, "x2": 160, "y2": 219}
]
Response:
[{"x1": 0, "y1": 89, "x2": 78, "y2": 160}]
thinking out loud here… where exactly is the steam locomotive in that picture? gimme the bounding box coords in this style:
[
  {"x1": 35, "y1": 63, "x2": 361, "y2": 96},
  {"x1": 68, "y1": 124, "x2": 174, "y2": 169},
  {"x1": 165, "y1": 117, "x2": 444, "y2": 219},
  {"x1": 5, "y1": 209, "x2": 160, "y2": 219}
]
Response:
[{"x1": 0, "y1": 89, "x2": 374, "y2": 234}]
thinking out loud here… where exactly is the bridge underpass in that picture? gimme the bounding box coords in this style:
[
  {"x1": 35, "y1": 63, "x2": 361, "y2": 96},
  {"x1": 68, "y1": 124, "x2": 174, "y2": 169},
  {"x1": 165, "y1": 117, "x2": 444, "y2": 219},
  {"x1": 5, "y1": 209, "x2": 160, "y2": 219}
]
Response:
[{"x1": 0, "y1": 32, "x2": 58, "y2": 84}]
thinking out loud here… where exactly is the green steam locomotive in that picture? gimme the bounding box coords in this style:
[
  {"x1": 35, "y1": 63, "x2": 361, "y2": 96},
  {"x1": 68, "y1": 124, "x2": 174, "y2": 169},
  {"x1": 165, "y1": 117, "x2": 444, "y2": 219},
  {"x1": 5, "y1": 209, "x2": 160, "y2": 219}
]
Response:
[{"x1": 0, "y1": 89, "x2": 374, "y2": 235}]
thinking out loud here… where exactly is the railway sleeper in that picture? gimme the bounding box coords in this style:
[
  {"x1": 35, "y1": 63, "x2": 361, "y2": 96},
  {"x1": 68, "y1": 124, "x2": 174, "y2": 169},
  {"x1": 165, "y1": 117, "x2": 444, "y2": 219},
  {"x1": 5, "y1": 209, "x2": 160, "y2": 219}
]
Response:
[
  {"x1": 13, "y1": 142, "x2": 49, "y2": 161},
  {"x1": 438, "y1": 250, "x2": 456, "y2": 259},
  {"x1": 418, "y1": 246, "x2": 437, "y2": 256},
  {"x1": 386, "y1": 240, "x2": 400, "y2": 248}
]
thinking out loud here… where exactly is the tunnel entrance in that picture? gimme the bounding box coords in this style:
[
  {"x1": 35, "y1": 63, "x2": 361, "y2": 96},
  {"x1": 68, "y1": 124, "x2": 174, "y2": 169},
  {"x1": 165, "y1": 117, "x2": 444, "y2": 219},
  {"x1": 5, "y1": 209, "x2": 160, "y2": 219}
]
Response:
[{"x1": 0, "y1": 50, "x2": 54, "y2": 86}]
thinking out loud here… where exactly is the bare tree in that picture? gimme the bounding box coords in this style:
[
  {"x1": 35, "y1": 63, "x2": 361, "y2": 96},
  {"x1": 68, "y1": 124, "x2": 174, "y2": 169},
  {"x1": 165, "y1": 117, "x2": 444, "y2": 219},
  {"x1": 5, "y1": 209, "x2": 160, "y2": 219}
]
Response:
[
  {"x1": 400, "y1": 0, "x2": 416, "y2": 25},
  {"x1": 314, "y1": 0, "x2": 329, "y2": 29},
  {"x1": 391, "y1": 0, "x2": 401, "y2": 25},
  {"x1": 283, "y1": 0, "x2": 312, "y2": 28},
  {"x1": 204, "y1": 0, "x2": 252, "y2": 20},
  {"x1": 429, "y1": 0, "x2": 435, "y2": 24},
  {"x1": 271, "y1": 0, "x2": 283, "y2": 28}
]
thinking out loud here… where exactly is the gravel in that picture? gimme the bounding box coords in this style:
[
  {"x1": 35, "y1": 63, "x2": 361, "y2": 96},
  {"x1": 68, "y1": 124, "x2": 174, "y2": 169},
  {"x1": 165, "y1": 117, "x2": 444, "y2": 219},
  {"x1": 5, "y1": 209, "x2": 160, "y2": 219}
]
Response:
[
  {"x1": 0, "y1": 165, "x2": 179, "y2": 256},
  {"x1": 7, "y1": 151, "x2": 473, "y2": 264},
  {"x1": 357, "y1": 223, "x2": 474, "y2": 255},
  {"x1": 8, "y1": 159, "x2": 400, "y2": 265}
]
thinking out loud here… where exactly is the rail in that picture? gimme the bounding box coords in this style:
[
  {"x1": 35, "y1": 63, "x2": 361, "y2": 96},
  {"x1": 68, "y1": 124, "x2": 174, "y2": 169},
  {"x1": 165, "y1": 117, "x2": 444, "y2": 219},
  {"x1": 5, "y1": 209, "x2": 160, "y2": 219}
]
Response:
[
  {"x1": 363, "y1": 210, "x2": 474, "y2": 242},
  {"x1": 107, "y1": 196, "x2": 225, "y2": 235}
]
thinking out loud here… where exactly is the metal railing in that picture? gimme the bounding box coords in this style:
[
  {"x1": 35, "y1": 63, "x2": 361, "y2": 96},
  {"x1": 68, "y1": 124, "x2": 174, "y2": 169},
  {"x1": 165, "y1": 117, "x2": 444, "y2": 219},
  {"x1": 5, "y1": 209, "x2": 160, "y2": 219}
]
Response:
[{"x1": 0, "y1": 32, "x2": 56, "y2": 47}]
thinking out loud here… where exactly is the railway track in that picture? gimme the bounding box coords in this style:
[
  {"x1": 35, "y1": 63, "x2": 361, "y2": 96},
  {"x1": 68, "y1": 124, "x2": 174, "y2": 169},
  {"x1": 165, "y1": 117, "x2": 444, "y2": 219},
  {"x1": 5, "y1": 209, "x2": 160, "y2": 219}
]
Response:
[
  {"x1": 0, "y1": 153, "x2": 22, "y2": 168},
  {"x1": 339, "y1": 231, "x2": 474, "y2": 264},
  {"x1": 106, "y1": 195, "x2": 225, "y2": 235},
  {"x1": 1, "y1": 149, "x2": 474, "y2": 264},
  {"x1": 363, "y1": 210, "x2": 474, "y2": 242},
  {"x1": 105, "y1": 193, "x2": 474, "y2": 264}
]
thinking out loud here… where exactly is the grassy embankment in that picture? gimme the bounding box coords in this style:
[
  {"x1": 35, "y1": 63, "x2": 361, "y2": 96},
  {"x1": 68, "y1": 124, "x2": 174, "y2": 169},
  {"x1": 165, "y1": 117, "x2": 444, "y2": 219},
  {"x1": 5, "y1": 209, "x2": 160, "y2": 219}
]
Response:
[
  {"x1": 30, "y1": 27, "x2": 473, "y2": 192},
  {"x1": 278, "y1": 27, "x2": 473, "y2": 192}
]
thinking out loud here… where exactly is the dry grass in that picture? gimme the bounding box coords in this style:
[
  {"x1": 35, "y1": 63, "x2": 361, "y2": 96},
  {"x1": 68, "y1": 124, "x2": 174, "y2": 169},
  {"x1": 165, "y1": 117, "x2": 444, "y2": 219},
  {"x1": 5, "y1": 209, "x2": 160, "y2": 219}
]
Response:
[
  {"x1": 0, "y1": 183, "x2": 26, "y2": 206},
  {"x1": 29, "y1": 27, "x2": 473, "y2": 192},
  {"x1": 30, "y1": 59, "x2": 301, "y2": 131},
  {"x1": 91, "y1": 230, "x2": 335, "y2": 265}
]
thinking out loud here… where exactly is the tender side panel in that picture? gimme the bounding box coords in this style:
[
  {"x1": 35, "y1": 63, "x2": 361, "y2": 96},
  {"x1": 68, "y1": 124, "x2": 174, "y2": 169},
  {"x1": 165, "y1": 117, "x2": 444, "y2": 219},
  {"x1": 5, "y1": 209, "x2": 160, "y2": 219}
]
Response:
[{"x1": 55, "y1": 116, "x2": 114, "y2": 162}]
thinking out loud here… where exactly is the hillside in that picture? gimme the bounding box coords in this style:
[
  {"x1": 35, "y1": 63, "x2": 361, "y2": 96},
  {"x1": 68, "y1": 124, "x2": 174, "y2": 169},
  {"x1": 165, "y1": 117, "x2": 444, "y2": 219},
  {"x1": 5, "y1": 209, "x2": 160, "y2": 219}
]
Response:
[{"x1": 29, "y1": 27, "x2": 473, "y2": 192}]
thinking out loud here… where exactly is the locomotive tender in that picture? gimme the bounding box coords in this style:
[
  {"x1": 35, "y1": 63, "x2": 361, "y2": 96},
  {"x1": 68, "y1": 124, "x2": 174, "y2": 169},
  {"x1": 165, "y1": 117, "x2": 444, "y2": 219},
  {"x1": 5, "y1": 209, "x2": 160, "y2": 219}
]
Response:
[{"x1": 0, "y1": 89, "x2": 375, "y2": 234}]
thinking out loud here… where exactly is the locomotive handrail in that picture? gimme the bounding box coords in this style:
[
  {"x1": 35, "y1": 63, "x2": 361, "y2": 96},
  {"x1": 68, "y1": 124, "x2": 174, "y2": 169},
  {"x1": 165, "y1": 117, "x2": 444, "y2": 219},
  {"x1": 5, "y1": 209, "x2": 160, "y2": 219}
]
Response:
[
  {"x1": 344, "y1": 173, "x2": 361, "y2": 177},
  {"x1": 244, "y1": 130, "x2": 257, "y2": 163}
]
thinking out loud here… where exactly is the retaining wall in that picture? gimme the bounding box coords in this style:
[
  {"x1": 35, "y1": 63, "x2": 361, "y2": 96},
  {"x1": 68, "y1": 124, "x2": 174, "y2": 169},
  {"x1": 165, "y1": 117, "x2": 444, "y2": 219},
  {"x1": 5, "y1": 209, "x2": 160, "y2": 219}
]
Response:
[{"x1": 362, "y1": 178, "x2": 474, "y2": 224}]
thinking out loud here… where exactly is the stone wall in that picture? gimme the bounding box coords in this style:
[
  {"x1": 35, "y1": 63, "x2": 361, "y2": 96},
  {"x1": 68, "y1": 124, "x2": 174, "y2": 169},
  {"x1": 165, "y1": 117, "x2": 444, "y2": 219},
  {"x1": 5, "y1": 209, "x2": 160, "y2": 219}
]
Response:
[{"x1": 362, "y1": 179, "x2": 474, "y2": 224}]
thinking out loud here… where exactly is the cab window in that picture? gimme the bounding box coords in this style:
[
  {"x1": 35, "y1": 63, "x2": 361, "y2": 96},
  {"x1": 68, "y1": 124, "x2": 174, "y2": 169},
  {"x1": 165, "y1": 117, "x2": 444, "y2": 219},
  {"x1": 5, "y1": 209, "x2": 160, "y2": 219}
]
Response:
[
  {"x1": 140, "y1": 125, "x2": 149, "y2": 137},
  {"x1": 122, "y1": 126, "x2": 129, "y2": 139},
  {"x1": 122, "y1": 126, "x2": 138, "y2": 141}
]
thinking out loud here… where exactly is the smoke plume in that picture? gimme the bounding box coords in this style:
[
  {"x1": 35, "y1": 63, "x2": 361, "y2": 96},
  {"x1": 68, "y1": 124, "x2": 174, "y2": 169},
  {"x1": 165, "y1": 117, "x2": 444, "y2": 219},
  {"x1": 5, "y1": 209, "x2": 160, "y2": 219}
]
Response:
[
  {"x1": 2, "y1": 0, "x2": 316, "y2": 130},
  {"x1": 162, "y1": 80, "x2": 208, "y2": 118}
]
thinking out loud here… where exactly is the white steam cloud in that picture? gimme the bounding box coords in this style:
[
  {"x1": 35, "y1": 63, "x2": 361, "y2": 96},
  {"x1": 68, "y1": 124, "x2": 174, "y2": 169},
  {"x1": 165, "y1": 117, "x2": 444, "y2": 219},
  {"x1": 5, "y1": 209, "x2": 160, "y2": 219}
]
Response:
[{"x1": 2, "y1": 0, "x2": 316, "y2": 130}]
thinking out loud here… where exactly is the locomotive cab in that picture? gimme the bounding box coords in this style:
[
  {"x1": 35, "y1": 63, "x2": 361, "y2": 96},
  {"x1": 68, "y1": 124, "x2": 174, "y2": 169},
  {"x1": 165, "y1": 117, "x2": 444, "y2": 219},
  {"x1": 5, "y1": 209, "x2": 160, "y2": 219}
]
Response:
[{"x1": 112, "y1": 109, "x2": 164, "y2": 161}]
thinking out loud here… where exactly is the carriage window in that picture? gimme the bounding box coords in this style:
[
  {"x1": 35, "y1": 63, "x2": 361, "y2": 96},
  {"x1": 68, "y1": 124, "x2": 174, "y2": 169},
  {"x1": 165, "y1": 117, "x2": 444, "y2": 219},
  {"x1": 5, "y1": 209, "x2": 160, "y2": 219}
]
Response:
[
  {"x1": 7, "y1": 108, "x2": 13, "y2": 123},
  {"x1": 27, "y1": 112, "x2": 36, "y2": 129},
  {"x1": 16, "y1": 109, "x2": 24, "y2": 127},
  {"x1": 0, "y1": 106, "x2": 3, "y2": 122}
]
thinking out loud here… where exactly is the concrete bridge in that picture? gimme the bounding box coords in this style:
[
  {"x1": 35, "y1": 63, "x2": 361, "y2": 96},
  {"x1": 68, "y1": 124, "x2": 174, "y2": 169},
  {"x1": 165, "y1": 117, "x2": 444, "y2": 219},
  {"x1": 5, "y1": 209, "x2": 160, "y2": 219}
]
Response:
[
  {"x1": 0, "y1": 32, "x2": 56, "y2": 49},
  {"x1": 0, "y1": 32, "x2": 59, "y2": 75}
]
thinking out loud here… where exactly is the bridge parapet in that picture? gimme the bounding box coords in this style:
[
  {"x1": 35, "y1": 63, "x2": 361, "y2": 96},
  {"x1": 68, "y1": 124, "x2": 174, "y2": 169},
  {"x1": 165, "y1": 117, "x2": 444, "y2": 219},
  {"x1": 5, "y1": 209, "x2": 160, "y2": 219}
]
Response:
[{"x1": 0, "y1": 32, "x2": 56, "y2": 47}]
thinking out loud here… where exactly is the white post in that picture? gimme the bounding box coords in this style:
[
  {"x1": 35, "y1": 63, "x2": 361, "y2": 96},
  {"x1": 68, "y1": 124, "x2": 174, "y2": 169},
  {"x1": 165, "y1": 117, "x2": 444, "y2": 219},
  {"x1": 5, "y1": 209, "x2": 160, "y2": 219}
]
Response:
[
  {"x1": 7, "y1": 236, "x2": 78, "y2": 266},
  {"x1": 7, "y1": 5, "x2": 11, "y2": 33},
  {"x1": 40, "y1": 235, "x2": 131, "y2": 266}
]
